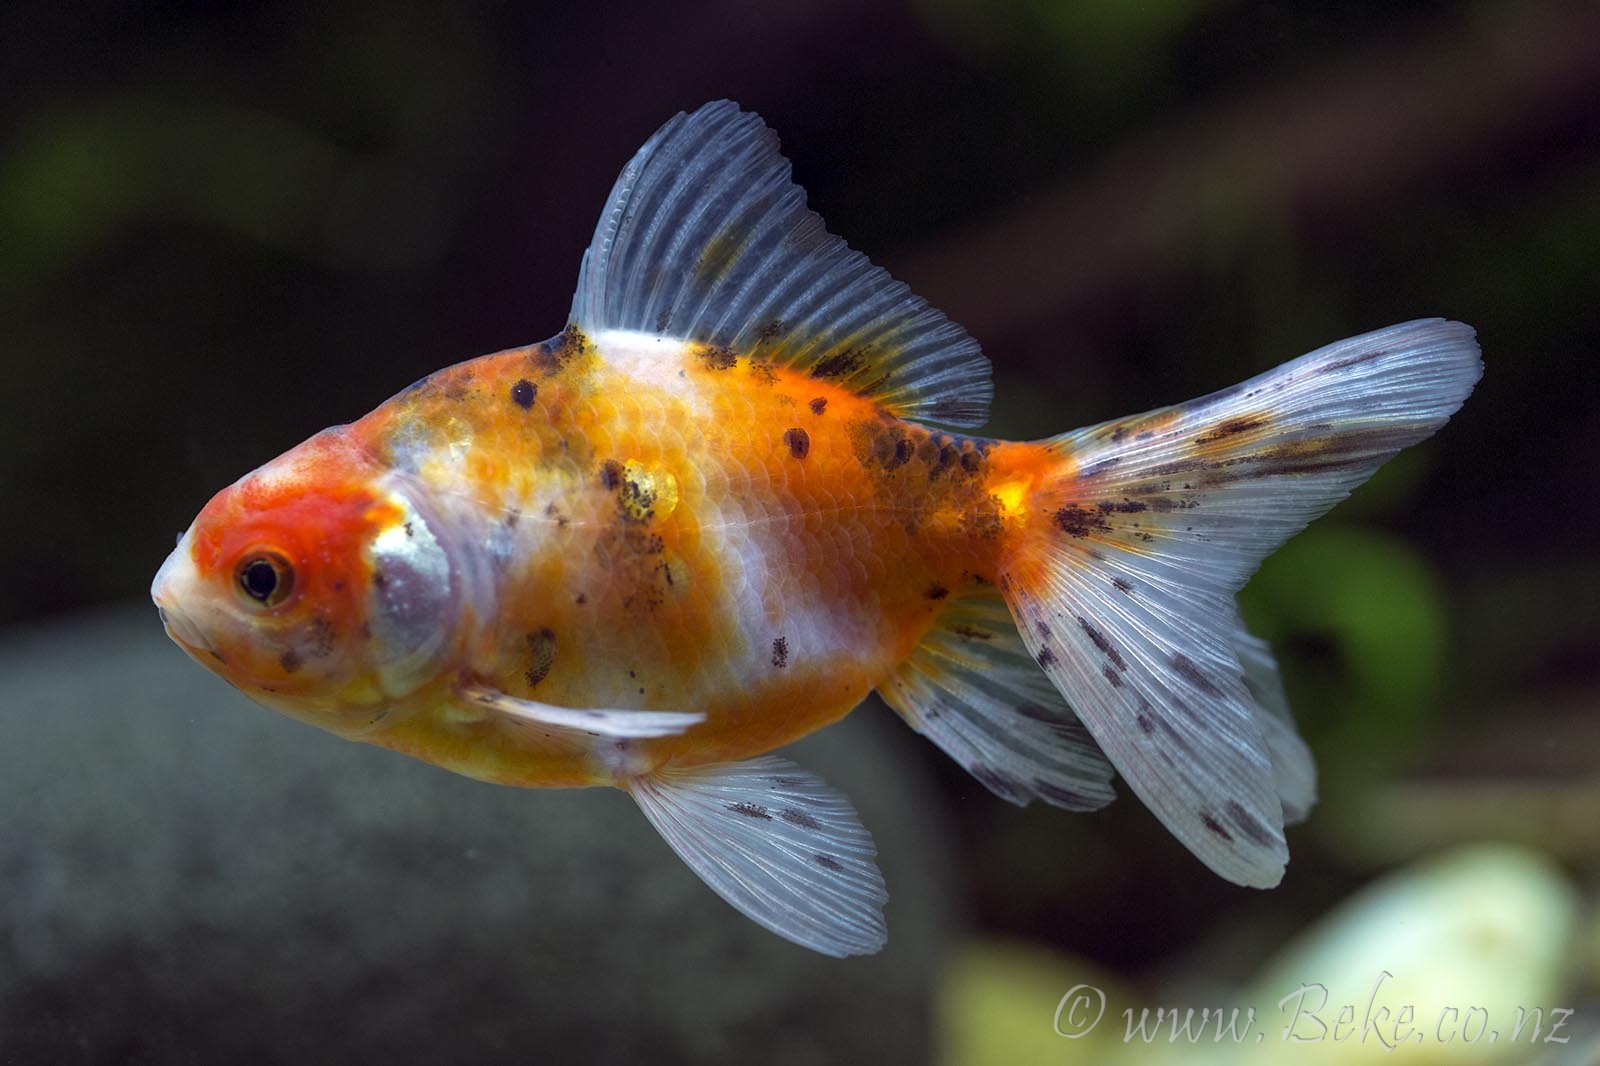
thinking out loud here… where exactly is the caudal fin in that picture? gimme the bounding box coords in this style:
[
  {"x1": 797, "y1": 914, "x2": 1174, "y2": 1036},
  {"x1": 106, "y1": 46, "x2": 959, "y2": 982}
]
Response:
[{"x1": 999, "y1": 319, "x2": 1481, "y2": 886}]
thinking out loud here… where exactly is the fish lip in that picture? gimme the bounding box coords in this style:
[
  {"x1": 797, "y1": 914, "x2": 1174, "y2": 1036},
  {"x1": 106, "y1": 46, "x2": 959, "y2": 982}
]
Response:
[
  {"x1": 152, "y1": 528, "x2": 221, "y2": 654},
  {"x1": 159, "y1": 607, "x2": 217, "y2": 658}
]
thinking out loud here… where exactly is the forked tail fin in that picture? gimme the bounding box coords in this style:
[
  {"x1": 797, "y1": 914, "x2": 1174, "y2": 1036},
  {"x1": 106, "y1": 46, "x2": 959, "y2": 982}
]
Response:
[{"x1": 998, "y1": 319, "x2": 1482, "y2": 886}]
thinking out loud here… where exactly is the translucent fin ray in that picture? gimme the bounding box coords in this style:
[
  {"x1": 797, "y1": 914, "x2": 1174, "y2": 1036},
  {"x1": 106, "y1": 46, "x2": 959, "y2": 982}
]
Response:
[
  {"x1": 1234, "y1": 624, "x2": 1316, "y2": 825},
  {"x1": 878, "y1": 591, "x2": 1115, "y2": 811},
  {"x1": 627, "y1": 755, "x2": 888, "y2": 957},
  {"x1": 570, "y1": 100, "x2": 992, "y2": 427}
]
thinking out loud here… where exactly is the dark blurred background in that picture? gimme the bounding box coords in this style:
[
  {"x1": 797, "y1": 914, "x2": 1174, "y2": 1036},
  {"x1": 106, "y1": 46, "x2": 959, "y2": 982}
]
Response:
[{"x1": 5, "y1": 0, "x2": 1598, "y2": 1061}]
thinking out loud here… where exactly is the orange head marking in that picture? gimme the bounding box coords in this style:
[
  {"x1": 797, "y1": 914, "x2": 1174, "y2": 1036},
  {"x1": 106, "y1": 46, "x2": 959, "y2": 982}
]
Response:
[{"x1": 152, "y1": 428, "x2": 475, "y2": 734}]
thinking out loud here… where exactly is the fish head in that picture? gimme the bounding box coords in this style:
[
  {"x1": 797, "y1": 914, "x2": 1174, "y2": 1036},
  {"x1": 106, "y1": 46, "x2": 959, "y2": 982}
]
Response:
[{"x1": 152, "y1": 427, "x2": 469, "y2": 735}]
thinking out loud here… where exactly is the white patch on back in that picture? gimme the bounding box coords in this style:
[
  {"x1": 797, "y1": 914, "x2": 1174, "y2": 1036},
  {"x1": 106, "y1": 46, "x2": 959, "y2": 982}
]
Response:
[{"x1": 592, "y1": 329, "x2": 698, "y2": 395}]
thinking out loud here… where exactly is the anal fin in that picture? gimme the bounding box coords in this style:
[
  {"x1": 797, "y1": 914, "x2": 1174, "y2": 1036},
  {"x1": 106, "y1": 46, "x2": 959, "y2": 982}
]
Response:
[
  {"x1": 626, "y1": 756, "x2": 888, "y2": 957},
  {"x1": 878, "y1": 591, "x2": 1116, "y2": 812}
]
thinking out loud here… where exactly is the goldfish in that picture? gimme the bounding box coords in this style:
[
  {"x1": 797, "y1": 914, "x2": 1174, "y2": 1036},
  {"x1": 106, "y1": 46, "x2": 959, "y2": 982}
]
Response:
[{"x1": 152, "y1": 100, "x2": 1481, "y2": 957}]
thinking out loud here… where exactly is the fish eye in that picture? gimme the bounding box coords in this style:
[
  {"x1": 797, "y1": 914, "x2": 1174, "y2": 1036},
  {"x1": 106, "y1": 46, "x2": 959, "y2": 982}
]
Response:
[{"x1": 234, "y1": 551, "x2": 295, "y2": 608}]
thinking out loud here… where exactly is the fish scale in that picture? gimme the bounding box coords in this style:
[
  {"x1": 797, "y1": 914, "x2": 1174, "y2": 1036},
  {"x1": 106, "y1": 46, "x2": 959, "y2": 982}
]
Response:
[{"x1": 153, "y1": 101, "x2": 1479, "y2": 956}]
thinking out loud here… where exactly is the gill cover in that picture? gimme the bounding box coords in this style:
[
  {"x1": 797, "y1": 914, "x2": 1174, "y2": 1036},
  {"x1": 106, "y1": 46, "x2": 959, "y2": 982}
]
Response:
[{"x1": 365, "y1": 482, "x2": 459, "y2": 697}]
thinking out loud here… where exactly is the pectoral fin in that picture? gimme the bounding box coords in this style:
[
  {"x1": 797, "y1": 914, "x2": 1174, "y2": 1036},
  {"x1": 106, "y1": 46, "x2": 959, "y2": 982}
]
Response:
[
  {"x1": 626, "y1": 755, "x2": 888, "y2": 957},
  {"x1": 458, "y1": 683, "x2": 704, "y2": 739}
]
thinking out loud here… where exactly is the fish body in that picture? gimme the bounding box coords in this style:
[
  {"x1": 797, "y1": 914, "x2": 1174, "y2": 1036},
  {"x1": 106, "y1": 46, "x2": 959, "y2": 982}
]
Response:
[{"x1": 153, "y1": 102, "x2": 1481, "y2": 956}]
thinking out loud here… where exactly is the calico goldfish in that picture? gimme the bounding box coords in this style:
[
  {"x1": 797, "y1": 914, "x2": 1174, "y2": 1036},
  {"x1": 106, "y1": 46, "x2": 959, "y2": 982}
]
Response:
[{"x1": 152, "y1": 101, "x2": 1481, "y2": 956}]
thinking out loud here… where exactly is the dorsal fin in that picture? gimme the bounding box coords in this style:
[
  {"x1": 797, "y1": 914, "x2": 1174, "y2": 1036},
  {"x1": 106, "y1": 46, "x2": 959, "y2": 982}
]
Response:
[{"x1": 569, "y1": 101, "x2": 992, "y2": 428}]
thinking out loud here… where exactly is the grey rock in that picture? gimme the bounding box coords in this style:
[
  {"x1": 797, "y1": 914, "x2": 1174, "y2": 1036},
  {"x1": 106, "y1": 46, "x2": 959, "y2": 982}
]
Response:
[{"x1": 0, "y1": 608, "x2": 958, "y2": 1065}]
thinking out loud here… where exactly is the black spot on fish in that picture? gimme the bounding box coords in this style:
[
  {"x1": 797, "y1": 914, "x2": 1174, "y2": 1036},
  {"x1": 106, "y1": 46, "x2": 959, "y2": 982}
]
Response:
[
  {"x1": 1035, "y1": 619, "x2": 1051, "y2": 639},
  {"x1": 1102, "y1": 666, "x2": 1123, "y2": 687},
  {"x1": 575, "y1": 592, "x2": 587, "y2": 605},
  {"x1": 1171, "y1": 653, "x2": 1223, "y2": 698},
  {"x1": 813, "y1": 854, "x2": 844, "y2": 872},
  {"x1": 1054, "y1": 505, "x2": 1109, "y2": 538},
  {"x1": 618, "y1": 471, "x2": 656, "y2": 523},
  {"x1": 951, "y1": 624, "x2": 992, "y2": 642},
  {"x1": 1082, "y1": 457, "x2": 1120, "y2": 477},
  {"x1": 307, "y1": 616, "x2": 336, "y2": 658},
  {"x1": 1322, "y1": 348, "x2": 1386, "y2": 373},
  {"x1": 767, "y1": 774, "x2": 808, "y2": 789},
  {"x1": 1201, "y1": 812, "x2": 1234, "y2": 842},
  {"x1": 729, "y1": 802, "x2": 772, "y2": 820},
  {"x1": 1136, "y1": 712, "x2": 1156, "y2": 734},
  {"x1": 532, "y1": 325, "x2": 590, "y2": 373},
  {"x1": 756, "y1": 319, "x2": 783, "y2": 344},
  {"x1": 599, "y1": 459, "x2": 623, "y2": 491},
  {"x1": 1096, "y1": 499, "x2": 1146, "y2": 514},
  {"x1": 1195, "y1": 415, "x2": 1269, "y2": 444},
  {"x1": 888, "y1": 436, "x2": 915, "y2": 469},
  {"x1": 771, "y1": 636, "x2": 789, "y2": 669},
  {"x1": 1112, "y1": 577, "x2": 1134, "y2": 594},
  {"x1": 525, "y1": 628, "x2": 557, "y2": 688},
  {"x1": 1225, "y1": 800, "x2": 1276, "y2": 847},
  {"x1": 1036, "y1": 646, "x2": 1058, "y2": 668},
  {"x1": 926, "y1": 583, "x2": 949, "y2": 601},
  {"x1": 278, "y1": 648, "x2": 302, "y2": 674},
  {"x1": 783, "y1": 427, "x2": 810, "y2": 459},
  {"x1": 809, "y1": 396, "x2": 828, "y2": 415},
  {"x1": 1077, "y1": 617, "x2": 1126, "y2": 672},
  {"x1": 960, "y1": 449, "x2": 981, "y2": 474},
  {"x1": 780, "y1": 808, "x2": 820, "y2": 830},
  {"x1": 510, "y1": 379, "x2": 536, "y2": 409},
  {"x1": 697, "y1": 344, "x2": 738, "y2": 371},
  {"x1": 810, "y1": 348, "x2": 866, "y2": 380}
]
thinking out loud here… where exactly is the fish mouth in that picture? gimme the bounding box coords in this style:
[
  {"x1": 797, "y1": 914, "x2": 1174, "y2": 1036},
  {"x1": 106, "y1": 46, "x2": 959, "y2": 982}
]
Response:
[
  {"x1": 155, "y1": 600, "x2": 221, "y2": 660},
  {"x1": 152, "y1": 532, "x2": 220, "y2": 659}
]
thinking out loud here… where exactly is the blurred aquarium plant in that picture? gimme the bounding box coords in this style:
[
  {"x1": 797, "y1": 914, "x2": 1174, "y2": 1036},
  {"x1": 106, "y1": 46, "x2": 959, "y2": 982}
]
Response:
[{"x1": 944, "y1": 845, "x2": 1593, "y2": 1065}]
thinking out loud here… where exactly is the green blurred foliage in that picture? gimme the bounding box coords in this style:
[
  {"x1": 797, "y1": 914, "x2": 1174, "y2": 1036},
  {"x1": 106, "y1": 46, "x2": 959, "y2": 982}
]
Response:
[
  {"x1": 919, "y1": 0, "x2": 1215, "y2": 104},
  {"x1": 1241, "y1": 524, "x2": 1449, "y2": 781}
]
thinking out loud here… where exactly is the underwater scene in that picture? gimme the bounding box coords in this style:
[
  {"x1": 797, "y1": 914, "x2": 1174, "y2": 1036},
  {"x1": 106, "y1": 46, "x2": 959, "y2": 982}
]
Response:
[{"x1": 4, "y1": 2, "x2": 1598, "y2": 1063}]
